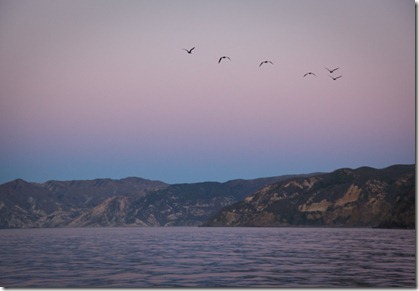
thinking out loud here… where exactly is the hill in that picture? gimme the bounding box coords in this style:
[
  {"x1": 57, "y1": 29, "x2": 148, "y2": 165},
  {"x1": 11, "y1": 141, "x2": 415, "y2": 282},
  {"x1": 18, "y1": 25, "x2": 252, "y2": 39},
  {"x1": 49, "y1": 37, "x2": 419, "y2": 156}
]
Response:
[
  {"x1": 203, "y1": 164, "x2": 415, "y2": 228},
  {"x1": 0, "y1": 175, "x2": 302, "y2": 228},
  {"x1": 0, "y1": 177, "x2": 168, "y2": 228}
]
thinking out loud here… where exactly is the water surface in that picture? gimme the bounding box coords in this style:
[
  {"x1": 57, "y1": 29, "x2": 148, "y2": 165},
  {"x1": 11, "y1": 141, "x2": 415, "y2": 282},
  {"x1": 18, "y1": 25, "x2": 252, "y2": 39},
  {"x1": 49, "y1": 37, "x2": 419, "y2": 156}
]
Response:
[{"x1": 0, "y1": 227, "x2": 415, "y2": 287}]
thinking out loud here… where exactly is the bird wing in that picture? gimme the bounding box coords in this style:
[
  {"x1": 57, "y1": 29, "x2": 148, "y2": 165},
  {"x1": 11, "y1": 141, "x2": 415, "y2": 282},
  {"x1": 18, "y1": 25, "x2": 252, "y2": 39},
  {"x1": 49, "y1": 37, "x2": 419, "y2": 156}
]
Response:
[
  {"x1": 303, "y1": 73, "x2": 308, "y2": 77},
  {"x1": 190, "y1": 47, "x2": 195, "y2": 51},
  {"x1": 332, "y1": 67, "x2": 339, "y2": 72},
  {"x1": 259, "y1": 62, "x2": 264, "y2": 67},
  {"x1": 336, "y1": 75, "x2": 342, "y2": 79},
  {"x1": 226, "y1": 57, "x2": 231, "y2": 60},
  {"x1": 268, "y1": 61, "x2": 273, "y2": 64},
  {"x1": 218, "y1": 57, "x2": 223, "y2": 63},
  {"x1": 312, "y1": 73, "x2": 317, "y2": 76}
]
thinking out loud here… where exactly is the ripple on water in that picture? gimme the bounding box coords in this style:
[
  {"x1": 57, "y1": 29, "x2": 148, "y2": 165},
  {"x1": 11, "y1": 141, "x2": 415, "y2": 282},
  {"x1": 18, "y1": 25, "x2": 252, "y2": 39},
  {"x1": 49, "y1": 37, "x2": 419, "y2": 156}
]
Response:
[{"x1": 0, "y1": 227, "x2": 415, "y2": 287}]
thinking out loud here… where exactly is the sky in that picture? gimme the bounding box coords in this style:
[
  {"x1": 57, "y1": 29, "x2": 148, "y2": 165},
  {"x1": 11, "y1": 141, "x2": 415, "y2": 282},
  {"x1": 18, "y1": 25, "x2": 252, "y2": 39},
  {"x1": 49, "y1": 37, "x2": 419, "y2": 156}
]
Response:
[{"x1": 0, "y1": 0, "x2": 415, "y2": 184}]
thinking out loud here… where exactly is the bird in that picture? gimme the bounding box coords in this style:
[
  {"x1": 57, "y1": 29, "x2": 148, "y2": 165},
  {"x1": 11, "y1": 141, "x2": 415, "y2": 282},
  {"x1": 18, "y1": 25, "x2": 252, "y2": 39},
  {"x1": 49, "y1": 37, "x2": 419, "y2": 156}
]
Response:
[
  {"x1": 303, "y1": 72, "x2": 317, "y2": 77},
  {"x1": 259, "y1": 60, "x2": 273, "y2": 67},
  {"x1": 183, "y1": 47, "x2": 195, "y2": 54},
  {"x1": 329, "y1": 75, "x2": 342, "y2": 80},
  {"x1": 325, "y1": 67, "x2": 339, "y2": 73},
  {"x1": 218, "y1": 56, "x2": 231, "y2": 63}
]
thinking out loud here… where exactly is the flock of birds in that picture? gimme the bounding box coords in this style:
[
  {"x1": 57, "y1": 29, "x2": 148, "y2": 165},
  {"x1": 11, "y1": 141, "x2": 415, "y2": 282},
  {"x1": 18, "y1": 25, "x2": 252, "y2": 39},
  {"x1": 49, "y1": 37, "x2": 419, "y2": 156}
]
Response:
[{"x1": 183, "y1": 46, "x2": 342, "y2": 81}]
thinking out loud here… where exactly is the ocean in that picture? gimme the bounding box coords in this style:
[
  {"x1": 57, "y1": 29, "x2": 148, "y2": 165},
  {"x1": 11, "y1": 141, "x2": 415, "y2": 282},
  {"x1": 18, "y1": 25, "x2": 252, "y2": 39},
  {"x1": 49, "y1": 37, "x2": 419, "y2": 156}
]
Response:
[{"x1": 0, "y1": 227, "x2": 415, "y2": 287}]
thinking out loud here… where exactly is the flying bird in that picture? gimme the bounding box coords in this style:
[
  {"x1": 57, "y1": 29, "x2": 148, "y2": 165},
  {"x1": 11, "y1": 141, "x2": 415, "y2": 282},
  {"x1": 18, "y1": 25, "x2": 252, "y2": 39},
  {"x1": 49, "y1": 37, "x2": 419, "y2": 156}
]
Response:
[
  {"x1": 303, "y1": 72, "x2": 317, "y2": 77},
  {"x1": 325, "y1": 67, "x2": 339, "y2": 73},
  {"x1": 218, "y1": 56, "x2": 231, "y2": 63},
  {"x1": 259, "y1": 60, "x2": 273, "y2": 67},
  {"x1": 329, "y1": 75, "x2": 342, "y2": 80},
  {"x1": 183, "y1": 47, "x2": 195, "y2": 54}
]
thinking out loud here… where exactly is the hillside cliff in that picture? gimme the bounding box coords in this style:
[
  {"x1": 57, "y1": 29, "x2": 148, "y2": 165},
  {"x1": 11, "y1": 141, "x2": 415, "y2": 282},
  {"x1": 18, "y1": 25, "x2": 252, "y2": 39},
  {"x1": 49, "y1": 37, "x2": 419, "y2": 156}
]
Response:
[
  {"x1": 0, "y1": 177, "x2": 168, "y2": 228},
  {"x1": 203, "y1": 165, "x2": 415, "y2": 228},
  {"x1": 0, "y1": 175, "x2": 297, "y2": 228}
]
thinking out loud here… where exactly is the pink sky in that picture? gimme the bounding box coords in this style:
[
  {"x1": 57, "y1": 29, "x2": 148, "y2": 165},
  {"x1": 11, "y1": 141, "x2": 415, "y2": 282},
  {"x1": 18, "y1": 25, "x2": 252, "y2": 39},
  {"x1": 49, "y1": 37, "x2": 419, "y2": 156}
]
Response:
[{"x1": 0, "y1": 0, "x2": 415, "y2": 183}]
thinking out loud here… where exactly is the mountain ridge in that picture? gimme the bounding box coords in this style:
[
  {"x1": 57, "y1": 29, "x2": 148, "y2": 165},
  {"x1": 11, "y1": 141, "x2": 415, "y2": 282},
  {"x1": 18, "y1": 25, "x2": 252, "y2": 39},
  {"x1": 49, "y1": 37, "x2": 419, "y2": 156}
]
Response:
[
  {"x1": 0, "y1": 177, "x2": 168, "y2": 228},
  {"x1": 203, "y1": 164, "x2": 415, "y2": 228},
  {"x1": 0, "y1": 174, "x2": 307, "y2": 228},
  {"x1": 0, "y1": 164, "x2": 414, "y2": 228}
]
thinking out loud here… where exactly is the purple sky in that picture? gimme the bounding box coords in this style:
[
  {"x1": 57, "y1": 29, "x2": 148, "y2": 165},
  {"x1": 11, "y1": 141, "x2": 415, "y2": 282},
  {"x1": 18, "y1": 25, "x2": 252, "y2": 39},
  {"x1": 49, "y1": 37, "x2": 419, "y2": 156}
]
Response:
[{"x1": 0, "y1": 0, "x2": 415, "y2": 184}]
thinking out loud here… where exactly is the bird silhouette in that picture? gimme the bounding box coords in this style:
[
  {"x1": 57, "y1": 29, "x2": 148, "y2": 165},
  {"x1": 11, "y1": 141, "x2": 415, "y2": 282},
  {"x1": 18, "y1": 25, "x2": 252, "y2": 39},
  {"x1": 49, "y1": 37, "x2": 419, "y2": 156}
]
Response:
[
  {"x1": 259, "y1": 60, "x2": 273, "y2": 67},
  {"x1": 325, "y1": 67, "x2": 339, "y2": 73},
  {"x1": 218, "y1": 56, "x2": 231, "y2": 63},
  {"x1": 183, "y1": 47, "x2": 195, "y2": 54},
  {"x1": 329, "y1": 75, "x2": 342, "y2": 80},
  {"x1": 303, "y1": 72, "x2": 317, "y2": 77}
]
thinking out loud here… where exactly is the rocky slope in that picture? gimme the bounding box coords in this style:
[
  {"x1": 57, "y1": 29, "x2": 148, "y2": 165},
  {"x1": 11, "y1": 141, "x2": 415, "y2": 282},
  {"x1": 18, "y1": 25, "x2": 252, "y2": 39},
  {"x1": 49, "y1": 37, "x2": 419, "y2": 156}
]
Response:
[
  {"x1": 203, "y1": 165, "x2": 415, "y2": 228},
  {"x1": 0, "y1": 177, "x2": 168, "y2": 228},
  {"x1": 0, "y1": 175, "x2": 300, "y2": 228}
]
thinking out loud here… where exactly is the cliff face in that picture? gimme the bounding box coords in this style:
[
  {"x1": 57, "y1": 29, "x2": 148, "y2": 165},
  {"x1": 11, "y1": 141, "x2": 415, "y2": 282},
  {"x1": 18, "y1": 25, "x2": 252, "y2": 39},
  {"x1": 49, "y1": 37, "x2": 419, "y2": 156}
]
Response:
[
  {"x1": 0, "y1": 175, "x2": 297, "y2": 228},
  {"x1": 203, "y1": 165, "x2": 415, "y2": 228}
]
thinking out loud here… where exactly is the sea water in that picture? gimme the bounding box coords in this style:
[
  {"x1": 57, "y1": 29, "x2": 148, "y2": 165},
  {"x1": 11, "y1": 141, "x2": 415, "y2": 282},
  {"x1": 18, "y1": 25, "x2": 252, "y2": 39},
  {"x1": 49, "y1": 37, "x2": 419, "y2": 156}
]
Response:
[{"x1": 0, "y1": 227, "x2": 415, "y2": 287}]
